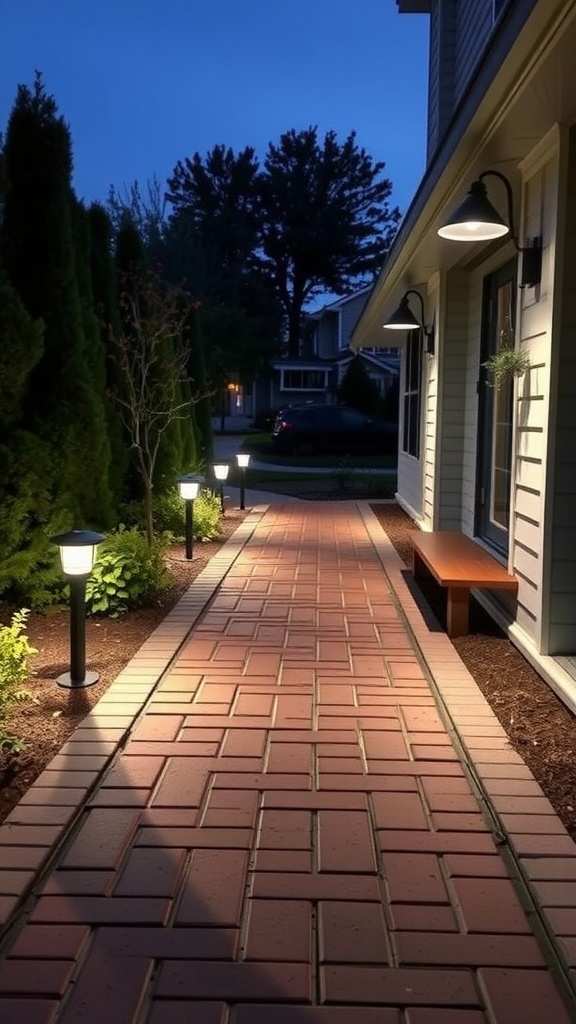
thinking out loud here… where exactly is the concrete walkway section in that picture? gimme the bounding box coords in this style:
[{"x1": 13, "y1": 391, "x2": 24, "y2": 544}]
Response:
[{"x1": 1, "y1": 502, "x2": 576, "y2": 1022}]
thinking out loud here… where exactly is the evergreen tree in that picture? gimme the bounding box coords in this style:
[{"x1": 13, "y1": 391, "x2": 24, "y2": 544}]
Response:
[
  {"x1": 71, "y1": 198, "x2": 114, "y2": 524},
  {"x1": 337, "y1": 355, "x2": 384, "y2": 416},
  {"x1": 87, "y1": 202, "x2": 129, "y2": 505},
  {"x1": 188, "y1": 306, "x2": 213, "y2": 465},
  {"x1": 0, "y1": 271, "x2": 61, "y2": 605},
  {"x1": 1, "y1": 73, "x2": 112, "y2": 527}
]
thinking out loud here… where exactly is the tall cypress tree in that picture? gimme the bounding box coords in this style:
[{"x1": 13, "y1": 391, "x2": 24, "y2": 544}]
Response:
[
  {"x1": 1, "y1": 73, "x2": 112, "y2": 527},
  {"x1": 0, "y1": 270, "x2": 59, "y2": 604},
  {"x1": 87, "y1": 201, "x2": 128, "y2": 509}
]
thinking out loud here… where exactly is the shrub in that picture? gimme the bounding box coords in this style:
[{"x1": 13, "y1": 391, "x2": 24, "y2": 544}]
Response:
[
  {"x1": 85, "y1": 527, "x2": 170, "y2": 617},
  {"x1": 0, "y1": 609, "x2": 36, "y2": 751},
  {"x1": 118, "y1": 488, "x2": 222, "y2": 543},
  {"x1": 191, "y1": 489, "x2": 222, "y2": 542}
]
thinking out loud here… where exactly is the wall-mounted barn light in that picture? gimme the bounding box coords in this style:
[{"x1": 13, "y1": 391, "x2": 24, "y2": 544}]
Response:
[
  {"x1": 383, "y1": 289, "x2": 435, "y2": 355},
  {"x1": 437, "y1": 169, "x2": 542, "y2": 288}
]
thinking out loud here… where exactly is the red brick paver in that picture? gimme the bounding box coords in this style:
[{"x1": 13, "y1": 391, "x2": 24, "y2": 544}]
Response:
[{"x1": 0, "y1": 502, "x2": 575, "y2": 1022}]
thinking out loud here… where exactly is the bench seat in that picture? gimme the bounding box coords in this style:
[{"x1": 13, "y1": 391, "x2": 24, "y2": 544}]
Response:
[{"x1": 410, "y1": 530, "x2": 518, "y2": 637}]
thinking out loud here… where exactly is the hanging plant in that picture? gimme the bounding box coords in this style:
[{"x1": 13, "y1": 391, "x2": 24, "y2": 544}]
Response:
[{"x1": 483, "y1": 345, "x2": 531, "y2": 389}]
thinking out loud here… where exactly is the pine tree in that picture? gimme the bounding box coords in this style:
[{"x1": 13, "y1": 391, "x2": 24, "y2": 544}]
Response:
[
  {"x1": 1, "y1": 74, "x2": 112, "y2": 528},
  {"x1": 337, "y1": 355, "x2": 383, "y2": 416},
  {"x1": 87, "y1": 202, "x2": 129, "y2": 506},
  {"x1": 0, "y1": 271, "x2": 61, "y2": 605}
]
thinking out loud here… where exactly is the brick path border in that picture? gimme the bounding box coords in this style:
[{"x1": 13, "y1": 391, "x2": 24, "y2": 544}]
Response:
[{"x1": 360, "y1": 502, "x2": 576, "y2": 1007}]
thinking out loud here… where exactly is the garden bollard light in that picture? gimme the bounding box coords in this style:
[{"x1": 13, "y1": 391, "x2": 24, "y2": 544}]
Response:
[
  {"x1": 213, "y1": 463, "x2": 229, "y2": 514},
  {"x1": 177, "y1": 474, "x2": 202, "y2": 560},
  {"x1": 51, "y1": 529, "x2": 105, "y2": 688},
  {"x1": 235, "y1": 451, "x2": 251, "y2": 510}
]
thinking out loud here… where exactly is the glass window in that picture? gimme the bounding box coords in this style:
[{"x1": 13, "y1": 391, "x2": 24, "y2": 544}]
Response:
[
  {"x1": 402, "y1": 330, "x2": 422, "y2": 458},
  {"x1": 282, "y1": 370, "x2": 327, "y2": 390},
  {"x1": 477, "y1": 261, "x2": 516, "y2": 553}
]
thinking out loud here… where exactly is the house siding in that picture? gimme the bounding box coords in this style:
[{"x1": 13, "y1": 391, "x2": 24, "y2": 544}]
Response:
[
  {"x1": 436, "y1": 269, "x2": 471, "y2": 529},
  {"x1": 316, "y1": 314, "x2": 338, "y2": 359},
  {"x1": 453, "y1": 0, "x2": 493, "y2": 106},
  {"x1": 340, "y1": 294, "x2": 369, "y2": 350},
  {"x1": 545, "y1": 127, "x2": 576, "y2": 652}
]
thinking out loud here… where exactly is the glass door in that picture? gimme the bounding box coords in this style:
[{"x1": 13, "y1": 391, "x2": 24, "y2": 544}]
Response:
[{"x1": 476, "y1": 261, "x2": 517, "y2": 554}]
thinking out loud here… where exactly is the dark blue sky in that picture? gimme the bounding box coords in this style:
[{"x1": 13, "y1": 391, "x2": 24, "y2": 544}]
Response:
[{"x1": 1, "y1": 1, "x2": 430, "y2": 217}]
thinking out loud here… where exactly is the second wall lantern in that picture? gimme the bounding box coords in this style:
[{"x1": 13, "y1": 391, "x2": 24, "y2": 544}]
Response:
[{"x1": 383, "y1": 289, "x2": 435, "y2": 355}]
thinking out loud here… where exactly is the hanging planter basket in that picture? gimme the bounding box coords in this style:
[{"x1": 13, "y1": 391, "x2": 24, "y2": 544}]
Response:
[{"x1": 482, "y1": 346, "x2": 531, "y2": 389}]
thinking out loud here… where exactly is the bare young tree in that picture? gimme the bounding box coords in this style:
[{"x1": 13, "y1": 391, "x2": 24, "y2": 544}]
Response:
[{"x1": 109, "y1": 267, "x2": 206, "y2": 544}]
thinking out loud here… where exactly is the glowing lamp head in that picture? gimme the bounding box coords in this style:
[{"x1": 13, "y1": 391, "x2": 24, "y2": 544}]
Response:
[
  {"x1": 236, "y1": 452, "x2": 251, "y2": 469},
  {"x1": 52, "y1": 529, "x2": 105, "y2": 576},
  {"x1": 213, "y1": 463, "x2": 229, "y2": 481},
  {"x1": 177, "y1": 474, "x2": 201, "y2": 500}
]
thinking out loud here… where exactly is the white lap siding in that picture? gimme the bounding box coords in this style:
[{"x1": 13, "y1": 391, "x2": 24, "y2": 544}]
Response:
[{"x1": 542, "y1": 127, "x2": 576, "y2": 653}]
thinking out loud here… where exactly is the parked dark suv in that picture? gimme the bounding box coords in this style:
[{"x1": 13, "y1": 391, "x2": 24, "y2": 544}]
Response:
[{"x1": 271, "y1": 404, "x2": 397, "y2": 455}]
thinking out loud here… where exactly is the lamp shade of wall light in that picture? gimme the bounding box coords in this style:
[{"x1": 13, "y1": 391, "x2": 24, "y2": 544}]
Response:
[
  {"x1": 383, "y1": 289, "x2": 435, "y2": 355},
  {"x1": 437, "y1": 169, "x2": 542, "y2": 287},
  {"x1": 437, "y1": 179, "x2": 508, "y2": 241}
]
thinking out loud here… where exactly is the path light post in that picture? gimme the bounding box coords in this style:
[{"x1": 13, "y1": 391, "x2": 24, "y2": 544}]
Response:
[
  {"x1": 51, "y1": 529, "x2": 105, "y2": 689},
  {"x1": 235, "y1": 452, "x2": 251, "y2": 510},
  {"x1": 177, "y1": 474, "x2": 202, "y2": 560},
  {"x1": 213, "y1": 463, "x2": 229, "y2": 514}
]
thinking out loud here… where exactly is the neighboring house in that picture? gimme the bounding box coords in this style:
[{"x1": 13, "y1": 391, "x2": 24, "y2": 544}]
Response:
[
  {"x1": 253, "y1": 287, "x2": 400, "y2": 418},
  {"x1": 352, "y1": 0, "x2": 576, "y2": 711}
]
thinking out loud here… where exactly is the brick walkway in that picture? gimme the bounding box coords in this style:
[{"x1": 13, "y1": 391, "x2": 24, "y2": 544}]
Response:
[{"x1": 0, "y1": 502, "x2": 575, "y2": 1023}]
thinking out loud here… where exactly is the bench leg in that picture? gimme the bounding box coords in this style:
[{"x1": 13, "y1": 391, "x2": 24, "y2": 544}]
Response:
[
  {"x1": 412, "y1": 549, "x2": 426, "y2": 579},
  {"x1": 446, "y1": 588, "x2": 470, "y2": 637}
]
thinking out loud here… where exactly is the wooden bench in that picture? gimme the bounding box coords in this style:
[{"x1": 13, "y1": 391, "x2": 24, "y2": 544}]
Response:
[{"x1": 410, "y1": 530, "x2": 518, "y2": 637}]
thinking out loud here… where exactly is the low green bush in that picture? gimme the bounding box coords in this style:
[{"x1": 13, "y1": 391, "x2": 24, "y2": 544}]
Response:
[
  {"x1": 191, "y1": 489, "x2": 222, "y2": 542},
  {"x1": 118, "y1": 489, "x2": 222, "y2": 543},
  {"x1": 0, "y1": 609, "x2": 36, "y2": 751},
  {"x1": 85, "y1": 528, "x2": 171, "y2": 617}
]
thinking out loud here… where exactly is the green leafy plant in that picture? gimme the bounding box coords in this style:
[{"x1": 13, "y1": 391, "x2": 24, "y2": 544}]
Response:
[
  {"x1": 119, "y1": 488, "x2": 222, "y2": 543},
  {"x1": 483, "y1": 345, "x2": 531, "y2": 388},
  {"x1": 85, "y1": 528, "x2": 170, "y2": 617},
  {"x1": 191, "y1": 489, "x2": 223, "y2": 542},
  {"x1": 0, "y1": 609, "x2": 36, "y2": 751}
]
